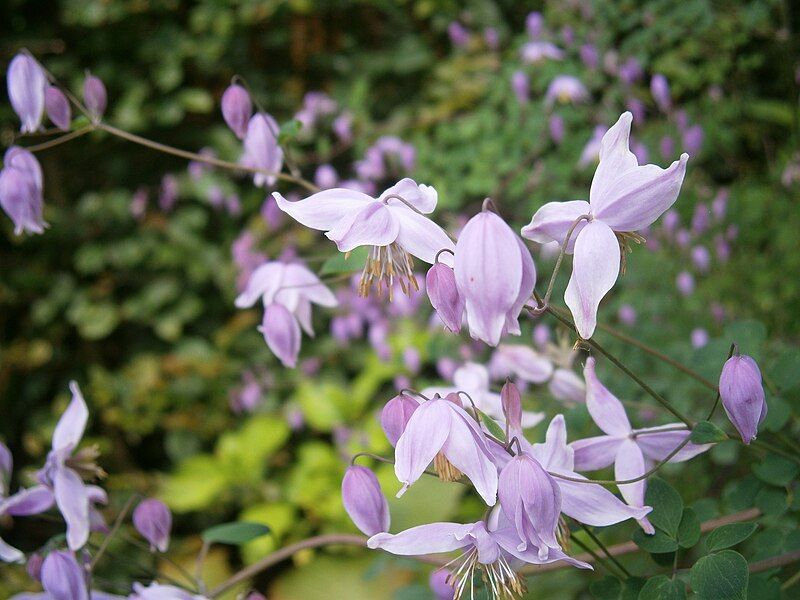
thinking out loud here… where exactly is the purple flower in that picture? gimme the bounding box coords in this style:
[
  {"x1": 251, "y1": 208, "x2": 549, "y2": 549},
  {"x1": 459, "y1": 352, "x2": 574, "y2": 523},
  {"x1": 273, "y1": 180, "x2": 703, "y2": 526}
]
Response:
[
  {"x1": 133, "y1": 498, "x2": 172, "y2": 552},
  {"x1": 342, "y1": 466, "x2": 390, "y2": 536},
  {"x1": 235, "y1": 260, "x2": 337, "y2": 367},
  {"x1": 220, "y1": 84, "x2": 252, "y2": 139},
  {"x1": 41, "y1": 551, "x2": 88, "y2": 600},
  {"x1": 520, "y1": 41, "x2": 564, "y2": 64},
  {"x1": 618, "y1": 57, "x2": 643, "y2": 85},
  {"x1": 490, "y1": 345, "x2": 554, "y2": 385},
  {"x1": 483, "y1": 27, "x2": 500, "y2": 50},
  {"x1": 314, "y1": 164, "x2": 338, "y2": 189},
  {"x1": 526, "y1": 12, "x2": 545, "y2": 38},
  {"x1": 712, "y1": 189, "x2": 729, "y2": 220},
  {"x1": 394, "y1": 394, "x2": 498, "y2": 504},
  {"x1": 455, "y1": 210, "x2": 536, "y2": 346},
  {"x1": 241, "y1": 113, "x2": 284, "y2": 188},
  {"x1": 83, "y1": 73, "x2": 107, "y2": 120},
  {"x1": 429, "y1": 569, "x2": 454, "y2": 600},
  {"x1": 650, "y1": 74, "x2": 671, "y2": 112},
  {"x1": 691, "y1": 328, "x2": 709, "y2": 349},
  {"x1": 578, "y1": 125, "x2": 607, "y2": 167},
  {"x1": 580, "y1": 44, "x2": 599, "y2": 70},
  {"x1": 511, "y1": 71, "x2": 529, "y2": 104},
  {"x1": 683, "y1": 124, "x2": 704, "y2": 155},
  {"x1": 570, "y1": 358, "x2": 710, "y2": 532},
  {"x1": 274, "y1": 179, "x2": 453, "y2": 297},
  {"x1": 545, "y1": 75, "x2": 589, "y2": 107},
  {"x1": 447, "y1": 22, "x2": 470, "y2": 48},
  {"x1": 676, "y1": 271, "x2": 695, "y2": 297},
  {"x1": 720, "y1": 354, "x2": 767, "y2": 444},
  {"x1": 0, "y1": 147, "x2": 46, "y2": 236},
  {"x1": 532, "y1": 323, "x2": 550, "y2": 349},
  {"x1": 523, "y1": 112, "x2": 689, "y2": 338},
  {"x1": 691, "y1": 245, "x2": 711, "y2": 273},
  {"x1": 426, "y1": 262, "x2": 464, "y2": 333},
  {"x1": 45, "y1": 86, "x2": 71, "y2": 131},
  {"x1": 627, "y1": 98, "x2": 646, "y2": 123},
  {"x1": 381, "y1": 393, "x2": 419, "y2": 446},
  {"x1": 333, "y1": 113, "x2": 353, "y2": 143},
  {"x1": 158, "y1": 175, "x2": 179, "y2": 212},
  {"x1": 549, "y1": 114, "x2": 565, "y2": 144},
  {"x1": 7, "y1": 54, "x2": 47, "y2": 133},
  {"x1": 548, "y1": 369, "x2": 586, "y2": 405},
  {"x1": 618, "y1": 304, "x2": 636, "y2": 326}
]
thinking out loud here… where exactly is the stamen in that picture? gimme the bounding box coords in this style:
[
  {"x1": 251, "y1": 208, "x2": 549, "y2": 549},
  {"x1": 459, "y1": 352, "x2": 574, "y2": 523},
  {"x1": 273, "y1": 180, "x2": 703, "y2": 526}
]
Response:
[
  {"x1": 434, "y1": 452, "x2": 463, "y2": 482},
  {"x1": 358, "y1": 243, "x2": 417, "y2": 299}
]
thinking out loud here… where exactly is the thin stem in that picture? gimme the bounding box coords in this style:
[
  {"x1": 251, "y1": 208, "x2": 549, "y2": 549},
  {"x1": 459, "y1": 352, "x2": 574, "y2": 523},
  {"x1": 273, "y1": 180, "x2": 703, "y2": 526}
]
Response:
[
  {"x1": 576, "y1": 522, "x2": 631, "y2": 577},
  {"x1": 571, "y1": 535, "x2": 625, "y2": 579},
  {"x1": 195, "y1": 540, "x2": 211, "y2": 593},
  {"x1": 23, "y1": 125, "x2": 94, "y2": 153},
  {"x1": 751, "y1": 439, "x2": 800, "y2": 465},
  {"x1": 120, "y1": 532, "x2": 198, "y2": 589},
  {"x1": 349, "y1": 451, "x2": 460, "y2": 482},
  {"x1": 89, "y1": 493, "x2": 138, "y2": 570}
]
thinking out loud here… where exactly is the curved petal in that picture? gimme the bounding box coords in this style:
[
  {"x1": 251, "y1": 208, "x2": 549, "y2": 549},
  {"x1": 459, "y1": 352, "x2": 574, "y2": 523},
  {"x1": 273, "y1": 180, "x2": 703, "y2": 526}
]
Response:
[
  {"x1": 54, "y1": 467, "x2": 90, "y2": 550},
  {"x1": 634, "y1": 425, "x2": 711, "y2": 463},
  {"x1": 491, "y1": 345, "x2": 554, "y2": 384},
  {"x1": 367, "y1": 522, "x2": 474, "y2": 555},
  {"x1": 258, "y1": 303, "x2": 301, "y2": 368},
  {"x1": 589, "y1": 112, "x2": 638, "y2": 205},
  {"x1": 234, "y1": 262, "x2": 285, "y2": 308},
  {"x1": 380, "y1": 178, "x2": 438, "y2": 214},
  {"x1": 273, "y1": 189, "x2": 371, "y2": 231},
  {"x1": 53, "y1": 382, "x2": 89, "y2": 452},
  {"x1": 326, "y1": 201, "x2": 400, "y2": 252},
  {"x1": 275, "y1": 263, "x2": 338, "y2": 309},
  {"x1": 293, "y1": 297, "x2": 314, "y2": 336},
  {"x1": 570, "y1": 435, "x2": 623, "y2": 471},
  {"x1": 614, "y1": 440, "x2": 652, "y2": 533},
  {"x1": 0, "y1": 537, "x2": 24, "y2": 563},
  {"x1": 592, "y1": 155, "x2": 689, "y2": 232},
  {"x1": 583, "y1": 357, "x2": 631, "y2": 435},
  {"x1": 531, "y1": 415, "x2": 574, "y2": 472},
  {"x1": 2, "y1": 485, "x2": 54, "y2": 516},
  {"x1": 392, "y1": 207, "x2": 455, "y2": 265},
  {"x1": 520, "y1": 200, "x2": 591, "y2": 253},
  {"x1": 443, "y1": 405, "x2": 499, "y2": 505},
  {"x1": 394, "y1": 400, "x2": 451, "y2": 496},
  {"x1": 504, "y1": 236, "x2": 537, "y2": 336},
  {"x1": 564, "y1": 221, "x2": 621, "y2": 339},
  {"x1": 557, "y1": 472, "x2": 651, "y2": 526},
  {"x1": 495, "y1": 529, "x2": 592, "y2": 569}
]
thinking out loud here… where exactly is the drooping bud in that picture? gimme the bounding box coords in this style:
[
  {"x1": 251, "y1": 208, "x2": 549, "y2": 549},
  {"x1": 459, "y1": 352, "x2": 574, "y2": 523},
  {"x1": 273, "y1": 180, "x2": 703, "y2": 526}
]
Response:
[
  {"x1": 0, "y1": 165, "x2": 45, "y2": 235},
  {"x1": 241, "y1": 113, "x2": 284, "y2": 188},
  {"x1": 719, "y1": 353, "x2": 767, "y2": 444},
  {"x1": 429, "y1": 569, "x2": 455, "y2": 599},
  {"x1": 650, "y1": 74, "x2": 671, "y2": 112},
  {"x1": 41, "y1": 551, "x2": 89, "y2": 600},
  {"x1": 380, "y1": 394, "x2": 419, "y2": 446},
  {"x1": 0, "y1": 441, "x2": 11, "y2": 496},
  {"x1": 426, "y1": 262, "x2": 464, "y2": 333},
  {"x1": 341, "y1": 465, "x2": 390, "y2": 536},
  {"x1": 82, "y1": 72, "x2": 107, "y2": 120},
  {"x1": 45, "y1": 86, "x2": 71, "y2": 131},
  {"x1": 133, "y1": 498, "x2": 172, "y2": 552},
  {"x1": 258, "y1": 302, "x2": 301, "y2": 368},
  {"x1": 7, "y1": 53, "x2": 47, "y2": 133},
  {"x1": 221, "y1": 83, "x2": 253, "y2": 139},
  {"x1": 501, "y1": 381, "x2": 522, "y2": 432}
]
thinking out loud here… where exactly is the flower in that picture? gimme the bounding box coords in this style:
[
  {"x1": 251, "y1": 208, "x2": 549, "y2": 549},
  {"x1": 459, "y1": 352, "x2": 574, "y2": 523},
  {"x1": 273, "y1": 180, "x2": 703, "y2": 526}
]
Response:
[
  {"x1": 569, "y1": 358, "x2": 709, "y2": 532},
  {"x1": 489, "y1": 345, "x2": 554, "y2": 386},
  {"x1": 426, "y1": 262, "x2": 464, "y2": 333},
  {"x1": 380, "y1": 393, "x2": 419, "y2": 446},
  {"x1": 83, "y1": 73, "x2": 107, "y2": 120},
  {"x1": 0, "y1": 485, "x2": 57, "y2": 563},
  {"x1": 394, "y1": 394, "x2": 498, "y2": 505},
  {"x1": 650, "y1": 74, "x2": 671, "y2": 112},
  {"x1": 511, "y1": 71, "x2": 530, "y2": 104},
  {"x1": 368, "y1": 517, "x2": 590, "y2": 600},
  {"x1": 0, "y1": 146, "x2": 46, "y2": 235},
  {"x1": 454, "y1": 209, "x2": 536, "y2": 346},
  {"x1": 133, "y1": 498, "x2": 172, "y2": 553},
  {"x1": 719, "y1": 353, "x2": 767, "y2": 444},
  {"x1": 241, "y1": 113, "x2": 284, "y2": 188},
  {"x1": 41, "y1": 551, "x2": 88, "y2": 600},
  {"x1": 235, "y1": 260, "x2": 338, "y2": 367},
  {"x1": 45, "y1": 86, "x2": 71, "y2": 131},
  {"x1": 274, "y1": 179, "x2": 453, "y2": 298},
  {"x1": 544, "y1": 75, "x2": 588, "y2": 107},
  {"x1": 521, "y1": 112, "x2": 689, "y2": 338},
  {"x1": 130, "y1": 582, "x2": 207, "y2": 600},
  {"x1": 341, "y1": 466, "x2": 390, "y2": 536},
  {"x1": 520, "y1": 41, "x2": 564, "y2": 64},
  {"x1": 36, "y1": 382, "x2": 105, "y2": 550},
  {"x1": 429, "y1": 569, "x2": 455, "y2": 600},
  {"x1": 7, "y1": 54, "x2": 47, "y2": 133},
  {"x1": 220, "y1": 84, "x2": 252, "y2": 139}
]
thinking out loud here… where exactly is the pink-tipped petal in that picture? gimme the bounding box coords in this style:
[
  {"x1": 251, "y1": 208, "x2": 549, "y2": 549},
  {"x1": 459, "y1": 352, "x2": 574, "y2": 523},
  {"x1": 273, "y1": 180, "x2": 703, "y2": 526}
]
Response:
[
  {"x1": 583, "y1": 357, "x2": 631, "y2": 435},
  {"x1": 520, "y1": 200, "x2": 591, "y2": 252}
]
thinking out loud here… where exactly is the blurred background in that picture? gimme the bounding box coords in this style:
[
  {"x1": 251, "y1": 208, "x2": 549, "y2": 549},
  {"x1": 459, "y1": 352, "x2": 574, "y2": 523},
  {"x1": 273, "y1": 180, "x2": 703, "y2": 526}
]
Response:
[{"x1": 1, "y1": 0, "x2": 799, "y2": 598}]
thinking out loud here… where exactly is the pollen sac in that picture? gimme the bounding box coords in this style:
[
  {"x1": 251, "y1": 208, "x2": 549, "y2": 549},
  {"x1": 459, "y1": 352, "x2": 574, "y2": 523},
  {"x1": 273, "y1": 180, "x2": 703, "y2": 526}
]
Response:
[{"x1": 426, "y1": 262, "x2": 464, "y2": 333}]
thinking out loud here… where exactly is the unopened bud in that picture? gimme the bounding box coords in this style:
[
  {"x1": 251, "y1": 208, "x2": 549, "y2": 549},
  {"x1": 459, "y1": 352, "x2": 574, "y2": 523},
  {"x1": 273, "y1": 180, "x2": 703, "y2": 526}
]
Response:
[
  {"x1": 83, "y1": 72, "x2": 107, "y2": 119},
  {"x1": 426, "y1": 262, "x2": 464, "y2": 333},
  {"x1": 45, "y1": 86, "x2": 71, "y2": 131},
  {"x1": 380, "y1": 394, "x2": 418, "y2": 446},
  {"x1": 221, "y1": 83, "x2": 253, "y2": 139},
  {"x1": 719, "y1": 353, "x2": 767, "y2": 444},
  {"x1": 133, "y1": 498, "x2": 172, "y2": 552},
  {"x1": 341, "y1": 465, "x2": 390, "y2": 536}
]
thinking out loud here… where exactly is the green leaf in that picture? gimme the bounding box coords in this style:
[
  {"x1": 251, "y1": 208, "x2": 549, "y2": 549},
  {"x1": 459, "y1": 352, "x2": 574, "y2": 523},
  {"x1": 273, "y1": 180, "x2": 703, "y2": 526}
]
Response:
[
  {"x1": 622, "y1": 577, "x2": 646, "y2": 599},
  {"x1": 706, "y1": 523, "x2": 758, "y2": 552},
  {"x1": 638, "y1": 575, "x2": 686, "y2": 599},
  {"x1": 753, "y1": 455, "x2": 799, "y2": 487},
  {"x1": 677, "y1": 508, "x2": 701, "y2": 548},
  {"x1": 645, "y1": 478, "x2": 684, "y2": 537},
  {"x1": 320, "y1": 247, "x2": 369, "y2": 275},
  {"x1": 479, "y1": 410, "x2": 506, "y2": 441},
  {"x1": 201, "y1": 521, "x2": 270, "y2": 545},
  {"x1": 690, "y1": 550, "x2": 748, "y2": 599},
  {"x1": 691, "y1": 421, "x2": 728, "y2": 444},
  {"x1": 633, "y1": 529, "x2": 679, "y2": 554},
  {"x1": 278, "y1": 119, "x2": 302, "y2": 143},
  {"x1": 590, "y1": 575, "x2": 621, "y2": 599}
]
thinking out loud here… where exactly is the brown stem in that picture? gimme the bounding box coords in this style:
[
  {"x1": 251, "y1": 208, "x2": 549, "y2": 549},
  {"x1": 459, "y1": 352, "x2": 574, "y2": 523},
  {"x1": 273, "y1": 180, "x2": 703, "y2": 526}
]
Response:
[
  {"x1": 749, "y1": 549, "x2": 800, "y2": 574},
  {"x1": 89, "y1": 493, "x2": 139, "y2": 570},
  {"x1": 23, "y1": 125, "x2": 94, "y2": 153}
]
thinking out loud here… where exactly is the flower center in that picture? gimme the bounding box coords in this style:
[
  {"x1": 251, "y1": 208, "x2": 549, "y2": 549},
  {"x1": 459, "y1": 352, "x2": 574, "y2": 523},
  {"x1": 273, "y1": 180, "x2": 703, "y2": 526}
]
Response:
[
  {"x1": 445, "y1": 547, "x2": 527, "y2": 600},
  {"x1": 65, "y1": 445, "x2": 107, "y2": 481},
  {"x1": 358, "y1": 243, "x2": 419, "y2": 299},
  {"x1": 434, "y1": 452, "x2": 463, "y2": 483}
]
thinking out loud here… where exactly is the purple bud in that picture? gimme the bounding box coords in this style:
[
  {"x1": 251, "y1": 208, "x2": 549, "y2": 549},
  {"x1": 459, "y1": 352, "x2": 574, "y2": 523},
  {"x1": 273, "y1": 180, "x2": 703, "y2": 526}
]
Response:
[
  {"x1": 627, "y1": 98, "x2": 646, "y2": 123},
  {"x1": 436, "y1": 357, "x2": 458, "y2": 380},
  {"x1": 429, "y1": 569, "x2": 455, "y2": 599},
  {"x1": 380, "y1": 394, "x2": 419, "y2": 446},
  {"x1": 7, "y1": 54, "x2": 47, "y2": 133},
  {"x1": 484, "y1": 27, "x2": 500, "y2": 50},
  {"x1": 41, "y1": 551, "x2": 88, "y2": 600},
  {"x1": 341, "y1": 466, "x2": 390, "y2": 536},
  {"x1": 333, "y1": 113, "x2": 353, "y2": 143},
  {"x1": 426, "y1": 262, "x2": 464, "y2": 333},
  {"x1": 580, "y1": 44, "x2": 599, "y2": 70},
  {"x1": 618, "y1": 304, "x2": 637, "y2": 326},
  {"x1": 549, "y1": 114, "x2": 565, "y2": 144},
  {"x1": 83, "y1": 72, "x2": 107, "y2": 119},
  {"x1": 533, "y1": 323, "x2": 551, "y2": 349},
  {"x1": 719, "y1": 354, "x2": 767, "y2": 444},
  {"x1": 676, "y1": 271, "x2": 695, "y2": 296},
  {"x1": 221, "y1": 84, "x2": 253, "y2": 139},
  {"x1": 659, "y1": 136, "x2": 675, "y2": 160},
  {"x1": 691, "y1": 245, "x2": 711, "y2": 273},
  {"x1": 158, "y1": 174, "x2": 179, "y2": 212},
  {"x1": 314, "y1": 164, "x2": 338, "y2": 189},
  {"x1": 715, "y1": 234, "x2": 730, "y2": 262},
  {"x1": 402, "y1": 347, "x2": 421, "y2": 375},
  {"x1": 712, "y1": 189, "x2": 728, "y2": 220},
  {"x1": 674, "y1": 109, "x2": 690, "y2": 131},
  {"x1": 511, "y1": 70, "x2": 529, "y2": 104},
  {"x1": 651, "y1": 74, "x2": 671, "y2": 112},
  {"x1": 618, "y1": 57, "x2": 643, "y2": 85},
  {"x1": 133, "y1": 498, "x2": 172, "y2": 552},
  {"x1": 0, "y1": 164, "x2": 45, "y2": 235},
  {"x1": 448, "y1": 22, "x2": 470, "y2": 48},
  {"x1": 26, "y1": 552, "x2": 44, "y2": 581},
  {"x1": 501, "y1": 381, "x2": 522, "y2": 432},
  {"x1": 45, "y1": 86, "x2": 71, "y2": 131},
  {"x1": 683, "y1": 124, "x2": 704, "y2": 156},
  {"x1": 691, "y1": 328, "x2": 709, "y2": 349},
  {"x1": 526, "y1": 12, "x2": 544, "y2": 38},
  {"x1": 691, "y1": 203, "x2": 710, "y2": 235},
  {"x1": 661, "y1": 209, "x2": 680, "y2": 236},
  {"x1": 675, "y1": 228, "x2": 691, "y2": 248}
]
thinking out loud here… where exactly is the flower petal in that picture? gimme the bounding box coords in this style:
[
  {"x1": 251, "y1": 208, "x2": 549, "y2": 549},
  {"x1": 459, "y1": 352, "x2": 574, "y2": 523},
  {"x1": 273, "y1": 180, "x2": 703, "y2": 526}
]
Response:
[
  {"x1": 234, "y1": 262, "x2": 285, "y2": 308},
  {"x1": 2, "y1": 485, "x2": 54, "y2": 516},
  {"x1": 258, "y1": 303, "x2": 301, "y2": 368},
  {"x1": 54, "y1": 467, "x2": 90, "y2": 550},
  {"x1": 520, "y1": 200, "x2": 591, "y2": 252},
  {"x1": 394, "y1": 399, "x2": 451, "y2": 496},
  {"x1": 583, "y1": 357, "x2": 631, "y2": 435},
  {"x1": 392, "y1": 207, "x2": 455, "y2": 265},
  {"x1": 531, "y1": 415, "x2": 574, "y2": 472},
  {"x1": 589, "y1": 112, "x2": 638, "y2": 205},
  {"x1": 564, "y1": 221, "x2": 620, "y2": 339},
  {"x1": 380, "y1": 178, "x2": 438, "y2": 214},
  {"x1": 273, "y1": 189, "x2": 371, "y2": 231},
  {"x1": 0, "y1": 537, "x2": 24, "y2": 563},
  {"x1": 442, "y1": 405, "x2": 499, "y2": 505},
  {"x1": 557, "y1": 472, "x2": 652, "y2": 526},
  {"x1": 614, "y1": 439, "x2": 653, "y2": 533},
  {"x1": 504, "y1": 236, "x2": 537, "y2": 336},
  {"x1": 326, "y1": 201, "x2": 400, "y2": 252},
  {"x1": 367, "y1": 522, "x2": 474, "y2": 555},
  {"x1": 634, "y1": 425, "x2": 711, "y2": 462},
  {"x1": 53, "y1": 382, "x2": 89, "y2": 452},
  {"x1": 570, "y1": 435, "x2": 624, "y2": 471}
]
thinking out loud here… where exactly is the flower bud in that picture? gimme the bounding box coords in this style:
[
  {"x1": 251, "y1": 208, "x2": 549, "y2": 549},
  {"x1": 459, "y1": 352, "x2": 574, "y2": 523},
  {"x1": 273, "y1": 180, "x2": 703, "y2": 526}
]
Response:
[
  {"x1": 45, "y1": 86, "x2": 71, "y2": 131},
  {"x1": 549, "y1": 114, "x2": 565, "y2": 144},
  {"x1": 426, "y1": 262, "x2": 464, "y2": 333},
  {"x1": 221, "y1": 83, "x2": 253, "y2": 139},
  {"x1": 341, "y1": 465, "x2": 390, "y2": 536},
  {"x1": 0, "y1": 164, "x2": 45, "y2": 235},
  {"x1": 41, "y1": 551, "x2": 88, "y2": 600},
  {"x1": 501, "y1": 381, "x2": 522, "y2": 432},
  {"x1": 650, "y1": 74, "x2": 671, "y2": 112},
  {"x1": 82, "y1": 72, "x2": 107, "y2": 119},
  {"x1": 380, "y1": 394, "x2": 418, "y2": 446},
  {"x1": 719, "y1": 353, "x2": 767, "y2": 444},
  {"x1": 258, "y1": 302, "x2": 301, "y2": 368},
  {"x1": 691, "y1": 328, "x2": 709, "y2": 349},
  {"x1": 133, "y1": 498, "x2": 172, "y2": 552},
  {"x1": 429, "y1": 569, "x2": 455, "y2": 599},
  {"x1": 676, "y1": 271, "x2": 695, "y2": 297},
  {"x1": 7, "y1": 54, "x2": 46, "y2": 133}
]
